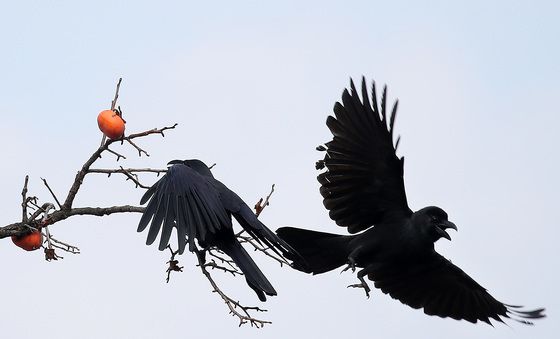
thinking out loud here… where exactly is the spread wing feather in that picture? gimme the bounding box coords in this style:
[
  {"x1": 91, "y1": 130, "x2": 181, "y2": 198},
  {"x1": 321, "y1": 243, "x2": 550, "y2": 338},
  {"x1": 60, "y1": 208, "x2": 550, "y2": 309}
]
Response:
[
  {"x1": 318, "y1": 77, "x2": 412, "y2": 233},
  {"x1": 368, "y1": 253, "x2": 545, "y2": 324},
  {"x1": 137, "y1": 164, "x2": 232, "y2": 254}
]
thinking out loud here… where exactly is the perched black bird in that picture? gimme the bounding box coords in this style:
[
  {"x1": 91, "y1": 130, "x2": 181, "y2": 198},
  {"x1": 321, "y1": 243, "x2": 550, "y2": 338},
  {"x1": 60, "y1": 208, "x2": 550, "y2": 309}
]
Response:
[
  {"x1": 277, "y1": 78, "x2": 545, "y2": 324},
  {"x1": 138, "y1": 159, "x2": 295, "y2": 301}
]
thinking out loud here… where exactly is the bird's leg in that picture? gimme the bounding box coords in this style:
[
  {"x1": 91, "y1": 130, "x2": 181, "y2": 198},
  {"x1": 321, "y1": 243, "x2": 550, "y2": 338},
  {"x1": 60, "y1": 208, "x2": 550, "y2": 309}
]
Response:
[
  {"x1": 341, "y1": 248, "x2": 363, "y2": 273},
  {"x1": 341, "y1": 256, "x2": 357, "y2": 273},
  {"x1": 347, "y1": 268, "x2": 372, "y2": 298}
]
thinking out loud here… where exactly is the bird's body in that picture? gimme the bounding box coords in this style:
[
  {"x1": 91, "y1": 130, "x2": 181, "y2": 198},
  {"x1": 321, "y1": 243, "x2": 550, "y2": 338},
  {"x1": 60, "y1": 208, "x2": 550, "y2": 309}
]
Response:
[
  {"x1": 277, "y1": 78, "x2": 545, "y2": 325},
  {"x1": 138, "y1": 159, "x2": 295, "y2": 301}
]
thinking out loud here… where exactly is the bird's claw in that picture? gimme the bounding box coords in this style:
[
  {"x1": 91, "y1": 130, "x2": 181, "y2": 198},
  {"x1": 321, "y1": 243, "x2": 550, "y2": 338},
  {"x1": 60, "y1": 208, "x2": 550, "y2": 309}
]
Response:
[
  {"x1": 341, "y1": 258, "x2": 357, "y2": 273},
  {"x1": 347, "y1": 281, "x2": 371, "y2": 299}
]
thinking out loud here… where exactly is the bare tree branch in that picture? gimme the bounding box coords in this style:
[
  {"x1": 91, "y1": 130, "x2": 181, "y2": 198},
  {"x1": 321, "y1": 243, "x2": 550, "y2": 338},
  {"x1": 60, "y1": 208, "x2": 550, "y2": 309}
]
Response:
[
  {"x1": 21, "y1": 175, "x2": 29, "y2": 223},
  {"x1": 47, "y1": 234, "x2": 81, "y2": 254},
  {"x1": 125, "y1": 138, "x2": 150, "y2": 157},
  {"x1": 2, "y1": 121, "x2": 176, "y2": 239},
  {"x1": 41, "y1": 178, "x2": 63, "y2": 209},
  {"x1": 89, "y1": 168, "x2": 167, "y2": 175},
  {"x1": 105, "y1": 147, "x2": 126, "y2": 161},
  {"x1": 28, "y1": 201, "x2": 48, "y2": 222},
  {"x1": 204, "y1": 258, "x2": 243, "y2": 276},
  {"x1": 88, "y1": 167, "x2": 167, "y2": 189},
  {"x1": 111, "y1": 78, "x2": 122, "y2": 111},
  {"x1": 161, "y1": 184, "x2": 282, "y2": 327},
  {"x1": 237, "y1": 234, "x2": 291, "y2": 267},
  {"x1": 48, "y1": 205, "x2": 145, "y2": 223},
  {"x1": 0, "y1": 205, "x2": 145, "y2": 239},
  {"x1": 234, "y1": 184, "x2": 289, "y2": 267},
  {"x1": 207, "y1": 249, "x2": 240, "y2": 273},
  {"x1": 254, "y1": 184, "x2": 275, "y2": 217},
  {"x1": 114, "y1": 166, "x2": 151, "y2": 189},
  {"x1": 62, "y1": 124, "x2": 177, "y2": 210},
  {"x1": 195, "y1": 185, "x2": 282, "y2": 326},
  {"x1": 195, "y1": 250, "x2": 271, "y2": 328}
]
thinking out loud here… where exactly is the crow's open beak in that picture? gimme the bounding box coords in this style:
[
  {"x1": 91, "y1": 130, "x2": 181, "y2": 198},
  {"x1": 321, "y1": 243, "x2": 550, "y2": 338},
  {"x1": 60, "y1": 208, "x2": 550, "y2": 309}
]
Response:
[
  {"x1": 436, "y1": 220, "x2": 458, "y2": 241},
  {"x1": 167, "y1": 160, "x2": 183, "y2": 166}
]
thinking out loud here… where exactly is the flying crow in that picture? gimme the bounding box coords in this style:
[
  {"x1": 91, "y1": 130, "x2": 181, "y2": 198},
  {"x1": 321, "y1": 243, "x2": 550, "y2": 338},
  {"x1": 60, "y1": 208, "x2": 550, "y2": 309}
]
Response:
[
  {"x1": 277, "y1": 78, "x2": 545, "y2": 324},
  {"x1": 138, "y1": 159, "x2": 295, "y2": 301}
]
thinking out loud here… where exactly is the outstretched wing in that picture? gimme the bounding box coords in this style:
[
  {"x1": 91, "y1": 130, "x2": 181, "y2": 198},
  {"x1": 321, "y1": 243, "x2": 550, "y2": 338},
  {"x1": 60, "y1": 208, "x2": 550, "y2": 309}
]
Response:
[
  {"x1": 137, "y1": 164, "x2": 232, "y2": 254},
  {"x1": 317, "y1": 77, "x2": 412, "y2": 233},
  {"x1": 368, "y1": 252, "x2": 545, "y2": 324}
]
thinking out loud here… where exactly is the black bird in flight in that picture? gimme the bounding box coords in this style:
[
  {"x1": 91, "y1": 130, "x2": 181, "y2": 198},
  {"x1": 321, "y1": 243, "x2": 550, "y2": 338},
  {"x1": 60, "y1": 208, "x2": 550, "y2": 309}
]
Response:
[
  {"x1": 138, "y1": 159, "x2": 295, "y2": 301},
  {"x1": 277, "y1": 78, "x2": 545, "y2": 325}
]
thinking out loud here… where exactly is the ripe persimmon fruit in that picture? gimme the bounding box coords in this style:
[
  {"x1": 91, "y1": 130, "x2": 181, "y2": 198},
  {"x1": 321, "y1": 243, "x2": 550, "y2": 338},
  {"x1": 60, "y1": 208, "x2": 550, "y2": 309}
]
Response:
[
  {"x1": 12, "y1": 231, "x2": 43, "y2": 251},
  {"x1": 97, "y1": 109, "x2": 125, "y2": 139}
]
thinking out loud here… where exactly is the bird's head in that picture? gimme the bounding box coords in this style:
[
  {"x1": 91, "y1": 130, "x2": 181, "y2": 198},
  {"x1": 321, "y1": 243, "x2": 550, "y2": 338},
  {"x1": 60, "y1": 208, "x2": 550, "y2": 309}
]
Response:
[
  {"x1": 414, "y1": 206, "x2": 458, "y2": 242},
  {"x1": 167, "y1": 159, "x2": 214, "y2": 178}
]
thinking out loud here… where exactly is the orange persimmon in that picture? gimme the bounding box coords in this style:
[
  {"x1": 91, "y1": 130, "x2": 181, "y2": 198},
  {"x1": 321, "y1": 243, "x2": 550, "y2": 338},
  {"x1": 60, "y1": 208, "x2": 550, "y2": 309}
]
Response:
[
  {"x1": 97, "y1": 109, "x2": 125, "y2": 139},
  {"x1": 12, "y1": 231, "x2": 43, "y2": 251}
]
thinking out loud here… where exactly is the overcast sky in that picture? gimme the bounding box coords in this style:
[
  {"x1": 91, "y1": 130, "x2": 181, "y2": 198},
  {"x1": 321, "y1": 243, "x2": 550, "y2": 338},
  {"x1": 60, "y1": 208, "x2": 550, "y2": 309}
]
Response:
[{"x1": 0, "y1": 1, "x2": 558, "y2": 338}]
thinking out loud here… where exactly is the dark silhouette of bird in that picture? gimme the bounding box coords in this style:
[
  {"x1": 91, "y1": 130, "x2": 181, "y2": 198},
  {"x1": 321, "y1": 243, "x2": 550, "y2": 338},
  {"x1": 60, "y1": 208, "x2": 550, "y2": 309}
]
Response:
[
  {"x1": 138, "y1": 159, "x2": 295, "y2": 301},
  {"x1": 277, "y1": 78, "x2": 545, "y2": 325}
]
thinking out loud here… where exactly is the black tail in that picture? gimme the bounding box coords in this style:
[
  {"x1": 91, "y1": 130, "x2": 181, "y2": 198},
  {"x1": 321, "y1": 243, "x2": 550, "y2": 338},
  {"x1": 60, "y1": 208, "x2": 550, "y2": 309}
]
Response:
[
  {"x1": 277, "y1": 227, "x2": 352, "y2": 274},
  {"x1": 220, "y1": 240, "x2": 276, "y2": 302}
]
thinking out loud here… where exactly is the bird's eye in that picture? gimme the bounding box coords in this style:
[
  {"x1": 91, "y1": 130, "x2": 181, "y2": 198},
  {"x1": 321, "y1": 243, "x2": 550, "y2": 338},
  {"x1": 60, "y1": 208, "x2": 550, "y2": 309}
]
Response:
[{"x1": 431, "y1": 215, "x2": 438, "y2": 222}]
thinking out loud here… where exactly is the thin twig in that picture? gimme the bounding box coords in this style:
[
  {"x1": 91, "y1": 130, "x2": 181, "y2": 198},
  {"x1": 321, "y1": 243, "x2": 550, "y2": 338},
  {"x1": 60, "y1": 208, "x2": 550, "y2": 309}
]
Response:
[
  {"x1": 88, "y1": 167, "x2": 167, "y2": 189},
  {"x1": 123, "y1": 124, "x2": 178, "y2": 140},
  {"x1": 235, "y1": 184, "x2": 289, "y2": 266},
  {"x1": 21, "y1": 175, "x2": 29, "y2": 222},
  {"x1": 236, "y1": 184, "x2": 275, "y2": 236},
  {"x1": 48, "y1": 235, "x2": 80, "y2": 254},
  {"x1": 255, "y1": 184, "x2": 275, "y2": 217},
  {"x1": 125, "y1": 139, "x2": 149, "y2": 157},
  {"x1": 117, "y1": 166, "x2": 151, "y2": 189},
  {"x1": 111, "y1": 78, "x2": 122, "y2": 111},
  {"x1": 28, "y1": 201, "x2": 47, "y2": 221},
  {"x1": 105, "y1": 148, "x2": 126, "y2": 161},
  {"x1": 207, "y1": 249, "x2": 240, "y2": 272},
  {"x1": 237, "y1": 234, "x2": 291, "y2": 267},
  {"x1": 204, "y1": 258, "x2": 243, "y2": 276},
  {"x1": 88, "y1": 168, "x2": 167, "y2": 175},
  {"x1": 41, "y1": 178, "x2": 62, "y2": 209}
]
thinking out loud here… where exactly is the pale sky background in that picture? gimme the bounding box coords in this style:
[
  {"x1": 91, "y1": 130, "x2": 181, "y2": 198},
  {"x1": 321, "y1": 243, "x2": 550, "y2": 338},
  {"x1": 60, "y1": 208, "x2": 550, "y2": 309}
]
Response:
[{"x1": 0, "y1": 1, "x2": 558, "y2": 338}]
